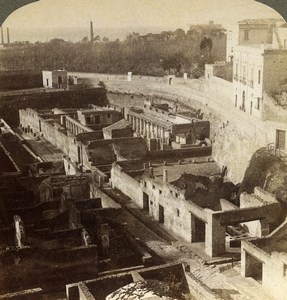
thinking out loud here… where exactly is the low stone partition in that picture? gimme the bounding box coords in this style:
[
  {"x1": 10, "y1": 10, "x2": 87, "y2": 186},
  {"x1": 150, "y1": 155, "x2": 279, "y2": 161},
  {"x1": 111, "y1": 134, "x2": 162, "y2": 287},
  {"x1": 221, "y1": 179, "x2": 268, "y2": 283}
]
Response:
[
  {"x1": 148, "y1": 145, "x2": 212, "y2": 160},
  {"x1": 66, "y1": 262, "x2": 191, "y2": 300},
  {"x1": 0, "y1": 288, "x2": 43, "y2": 300}
]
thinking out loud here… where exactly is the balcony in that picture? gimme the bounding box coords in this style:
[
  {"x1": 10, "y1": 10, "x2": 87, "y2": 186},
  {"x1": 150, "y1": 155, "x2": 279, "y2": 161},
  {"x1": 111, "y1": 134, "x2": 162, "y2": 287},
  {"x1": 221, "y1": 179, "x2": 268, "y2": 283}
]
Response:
[{"x1": 233, "y1": 75, "x2": 239, "y2": 81}]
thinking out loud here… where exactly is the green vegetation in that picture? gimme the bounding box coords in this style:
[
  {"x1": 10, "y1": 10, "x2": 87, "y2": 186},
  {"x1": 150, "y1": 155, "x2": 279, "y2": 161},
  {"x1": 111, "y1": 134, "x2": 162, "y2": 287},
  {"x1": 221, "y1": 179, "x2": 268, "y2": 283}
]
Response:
[{"x1": 0, "y1": 27, "x2": 226, "y2": 77}]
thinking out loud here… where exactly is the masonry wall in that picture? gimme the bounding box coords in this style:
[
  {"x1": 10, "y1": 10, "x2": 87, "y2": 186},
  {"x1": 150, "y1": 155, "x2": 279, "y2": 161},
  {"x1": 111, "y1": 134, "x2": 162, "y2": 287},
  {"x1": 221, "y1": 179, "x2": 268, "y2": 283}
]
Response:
[
  {"x1": 1, "y1": 88, "x2": 108, "y2": 126},
  {"x1": 19, "y1": 109, "x2": 80, "y2": 164},
  {"x1": 111, "y1": 164, "x2": 194, "y2": 242},
  {"x1": 263, "y1": 50, "x2": 287, "y2": 94},
  {"x1": 238, "y1": 25, "x2": 272, "y2": 45},
  {"x1": 111, "y1": 164, "x2": 142, "y2": 206},
  {"x1": 65, "y1": 73, "x2": 287, "y2": 183},
  {"x1": 0, "y1": 70, "x2": 42, "y2": 91},
  {"x1": 263, "y1": 253, "x2": 287, "y2": 300},
  {"x1": 204, "y1": 75, "x2": 233, "y2": 107},
  {"x1": 242, "y1": 241, "x2": 287, "y2": 300},
  {"x1": 142, "y1": 178, "x2": 193, "y2": 242}
]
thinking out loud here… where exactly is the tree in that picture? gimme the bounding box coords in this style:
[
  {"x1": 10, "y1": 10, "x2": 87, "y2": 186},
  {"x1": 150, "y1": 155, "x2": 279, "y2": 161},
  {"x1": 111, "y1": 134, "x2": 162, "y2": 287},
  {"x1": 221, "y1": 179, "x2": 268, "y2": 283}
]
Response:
[
  {"x1": 200, "y1": 37, "x2": 213, "y2": 52},
  {"x1": 174, "y1": 28, "x2": 185, "y2": 40},
  {"x1": 81, "y1": 36, "x2": 89, "y2": 43},
  {"x1": 162, "y1": 53, "x2": 185, "y2": 74}
]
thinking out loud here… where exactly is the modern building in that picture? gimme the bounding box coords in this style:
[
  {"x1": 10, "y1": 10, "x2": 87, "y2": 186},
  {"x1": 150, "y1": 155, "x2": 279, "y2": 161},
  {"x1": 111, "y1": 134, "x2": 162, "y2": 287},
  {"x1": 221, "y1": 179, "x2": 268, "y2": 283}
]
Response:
[
  {"x1": 42, "y1": 70, "x2": 68, "y2": 89},
  {"x1": 232, "y1": 19, "x2": 287, "y2": 119}
]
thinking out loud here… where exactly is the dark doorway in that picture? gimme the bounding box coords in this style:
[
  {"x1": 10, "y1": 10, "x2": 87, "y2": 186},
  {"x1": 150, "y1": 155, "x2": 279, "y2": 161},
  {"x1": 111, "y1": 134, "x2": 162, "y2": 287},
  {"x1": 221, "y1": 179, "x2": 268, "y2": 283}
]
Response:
[
  {"x1": 94, "y1": 115, "x2": 101, "y2": 124},
  {"x1": 169, "y1": 77, "x2": 172, "y2": 85},
  {"x1": 143, "y1": 192, "x2": 149, "y2": 212},
  {"x1": 39, "y1": 120, "x2": 42, "y2": 132},
  {"x1": 276, "y1": 130, "x2": 286, "y2": 150},
  {"x1": 58, "y1": 76, "x2": 62, "y2": 88},
  {"x1": 245, "y1": 252, "x2": 263, "y2": 284},
  {"x1": 46, "y1": 79, "x2": 49, "y2": 86},
  {"x1": 77, "y1": 145, "x2": 81, "y2": 163},
  {"x1": 159, "y1": 204, "x2": 164, "y2": 224},
  {"x1": 191, "y1": 215, "x2": 205, "y2": 242}
]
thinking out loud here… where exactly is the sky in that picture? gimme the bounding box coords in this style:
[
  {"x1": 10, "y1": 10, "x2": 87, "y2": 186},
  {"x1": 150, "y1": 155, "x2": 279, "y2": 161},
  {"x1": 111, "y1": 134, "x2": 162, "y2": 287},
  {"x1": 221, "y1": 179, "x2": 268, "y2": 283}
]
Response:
[{"x1": 1, "y1": 0, "x2": 283, "y2": 43}]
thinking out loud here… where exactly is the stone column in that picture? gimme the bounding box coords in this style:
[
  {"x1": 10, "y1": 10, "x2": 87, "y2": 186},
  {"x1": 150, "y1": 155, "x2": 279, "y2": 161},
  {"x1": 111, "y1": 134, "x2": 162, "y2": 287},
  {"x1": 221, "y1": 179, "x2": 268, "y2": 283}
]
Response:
[
  {"x1": 139, "y1": 118, "x2": 143, "y2": 135},
  {"x1": 137, "y1": 118, "x2": 141, "y2": 134},
  {"x1": 147, "y1": 123, "x2": 151, "y2": 138},
  {"x1": 144, "y1": 121, "x2": 147, "y2": 137},
  {"x1": 205, "y1": 210, "x2": 226, "y2": 257},
  {"x1": 151, "y1": 123, "x2": 154, "y2": 139},
  {"x1": 161, "y1": 127, "x2": 165, "y2": 143},
  {"x1": 132, "y1": 116, "x2": 135, "y2": 131}
]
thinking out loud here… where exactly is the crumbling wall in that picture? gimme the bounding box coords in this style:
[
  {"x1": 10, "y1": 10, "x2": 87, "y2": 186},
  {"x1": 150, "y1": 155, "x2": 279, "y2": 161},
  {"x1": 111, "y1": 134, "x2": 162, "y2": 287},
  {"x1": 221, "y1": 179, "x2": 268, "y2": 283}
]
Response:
[{"x1": 111, "y1": 164, "x2": 142, "y2": 207}]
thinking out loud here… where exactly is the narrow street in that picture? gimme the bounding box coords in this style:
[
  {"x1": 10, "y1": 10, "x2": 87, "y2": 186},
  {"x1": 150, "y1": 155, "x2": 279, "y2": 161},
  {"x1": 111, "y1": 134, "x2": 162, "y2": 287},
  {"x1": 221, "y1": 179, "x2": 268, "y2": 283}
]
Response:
[{"x1": 101, "y1": 187, "x2": 272, "y2": 300}]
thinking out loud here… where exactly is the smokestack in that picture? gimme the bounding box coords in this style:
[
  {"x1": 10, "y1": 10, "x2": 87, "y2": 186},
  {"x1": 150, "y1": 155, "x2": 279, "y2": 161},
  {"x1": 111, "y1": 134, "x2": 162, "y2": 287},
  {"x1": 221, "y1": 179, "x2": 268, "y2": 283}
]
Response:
[
  {"x1": 6, "y1": 28, "x2": 10, "y2": 45},
  {"x1": 90, "y1": 21, "x2": 94, "y2": 44},
  {"x1": 0, "y1": 27, "x2": 4, "y2": 45}
]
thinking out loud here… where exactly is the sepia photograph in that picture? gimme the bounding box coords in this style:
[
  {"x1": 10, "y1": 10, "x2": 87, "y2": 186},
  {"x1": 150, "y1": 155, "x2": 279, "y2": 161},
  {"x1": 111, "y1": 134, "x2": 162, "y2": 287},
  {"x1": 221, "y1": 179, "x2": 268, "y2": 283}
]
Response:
[{"x1": 0, "y1": 0, "x2": 287, "y2": 299}]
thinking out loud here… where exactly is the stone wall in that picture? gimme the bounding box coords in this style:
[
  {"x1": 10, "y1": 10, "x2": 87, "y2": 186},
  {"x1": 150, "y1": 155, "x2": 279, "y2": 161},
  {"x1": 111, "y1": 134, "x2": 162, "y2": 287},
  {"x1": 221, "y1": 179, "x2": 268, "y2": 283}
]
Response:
[
  {"x1": 1, "y1": 88, "x2": 108, "y2": 126},
  {"x1": 111, "y1": 164, "x2": 142, "y2": 207},
  {"x1": 89, "y1": 184, "x2": 121, "y2": 208},
  {"x1": 0, "y1": 70, "x2": 42, "y2": 91},
  {"x1": 242, "y1": 239, "x2": 287, "y2": 300},
  {"x1": 64, "y1": 72, "x2": 287, "y2": 183}
]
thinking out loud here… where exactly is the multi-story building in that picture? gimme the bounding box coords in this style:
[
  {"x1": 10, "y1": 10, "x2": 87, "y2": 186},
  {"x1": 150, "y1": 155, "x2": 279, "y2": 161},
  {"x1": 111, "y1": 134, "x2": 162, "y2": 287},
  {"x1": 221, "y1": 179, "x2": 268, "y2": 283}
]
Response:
[
  {"x1": 230, "y1": 19, "x2": 287, "y2": 151},
  {"x1": 233, "y1": 19, "x2": 287, "y2": 117}
]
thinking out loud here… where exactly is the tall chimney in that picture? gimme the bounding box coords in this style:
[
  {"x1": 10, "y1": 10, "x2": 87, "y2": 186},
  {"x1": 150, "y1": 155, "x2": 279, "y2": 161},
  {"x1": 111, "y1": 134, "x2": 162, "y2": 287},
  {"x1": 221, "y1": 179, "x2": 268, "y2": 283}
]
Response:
[
  {"x1": 6, "y1": 28, "x2": 10, "y2": 45},
  {"x1": 90, "y1": 21, "x2": 94, "y2": 44},
  {"x1": 0, "y1": 27, "x2": 4, "y2": 45}
]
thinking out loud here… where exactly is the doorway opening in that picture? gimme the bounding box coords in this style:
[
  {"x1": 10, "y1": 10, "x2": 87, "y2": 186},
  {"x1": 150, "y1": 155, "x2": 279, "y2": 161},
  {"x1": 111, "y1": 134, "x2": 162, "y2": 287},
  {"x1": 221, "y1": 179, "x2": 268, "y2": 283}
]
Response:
[
  {"x1": 245, "y1": 252, "x2": 263, "y2": 284},
  {"x1": 159, "y1": 204, "x2": 164, "y2": 224},
  {"x1": 143, "y1": 192, "x2": 149, "y2": 212},
  {"x1": 191, "y1": 214, "x2": 206, "y2": 242}
]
